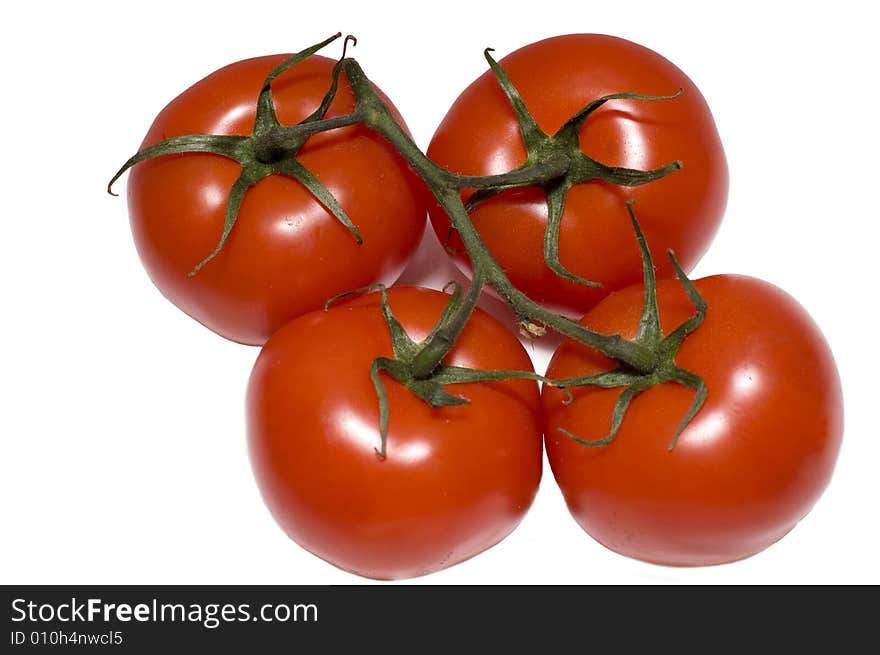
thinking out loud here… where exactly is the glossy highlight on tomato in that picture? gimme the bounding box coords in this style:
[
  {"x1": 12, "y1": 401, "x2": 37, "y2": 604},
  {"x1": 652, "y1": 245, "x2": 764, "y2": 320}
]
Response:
[
  {"x1": 127, "y1": 54, "x2": 427, "y2": 345},
  {"x1": 247, "y1": 287, "x2": 543, "y2": 579},
  {"x1": 542, "y1": 275, "x2": 843, "y2": 565},
  {"x1": 428, "y1": 34, "x2": 728, "y2": 314}
]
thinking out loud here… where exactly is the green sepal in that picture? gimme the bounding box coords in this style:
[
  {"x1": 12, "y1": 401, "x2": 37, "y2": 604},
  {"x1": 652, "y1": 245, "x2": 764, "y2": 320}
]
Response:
[
  {"x1": 560, "y1": 380, "x2": 651, "y2": 447},
  {"x1": 323, "y1": 284, "x2": 418, "y2": 360},
  {"x1": 549, "y1": 368, "x2": 640, "y2": 396},
  {"x1": 369, "y1": 357, "x2": 395, "y2": 460},
  {"x1": 324, "y1": 283, "x2": 385, "y2": 310},
  {"x1": 109, "y1": 32, "x2": 364, "y2": 277},
  {"x1": 277, "y1": 159, "x2": 362, "y2": 244},
  {"x1": 551, "y1": 204, "x2": 710, "y2": 451},
  {"x1": 475, "y1": 51, "x2": 685, "y2": 292},
  {"x1": 107, "y1": 134, "x2": 248, "y2": 196},
  {"x1": 253, "y1": 33, "x2": 343, "y2": 135},
  {"x1": 660, "y1": 249, "x2": 708, "y2": 352},
  {"x1": 483, "y1": 48, "x2": 546, "y2": 145},
  {"x1": 668, "y1": 368, "x2": 707, "y2": 450},
  {"x1": 555, "y1": 88, "x2": 683, "y2": 141},
  {"x1": 301, "y1": 35, "x2": 356, "y2": 124},
  {"x1": 627, "y1": 199, "x2": 662, "y2": 346},
  {"x1": 543, "y1": 180, "x2": 601, "y2": 287}
]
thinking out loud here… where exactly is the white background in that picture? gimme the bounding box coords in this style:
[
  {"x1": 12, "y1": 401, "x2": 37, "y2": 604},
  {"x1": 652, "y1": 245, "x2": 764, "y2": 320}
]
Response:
[{"x1": 2, "y1": 1, "x2": 878, "y2": 584}]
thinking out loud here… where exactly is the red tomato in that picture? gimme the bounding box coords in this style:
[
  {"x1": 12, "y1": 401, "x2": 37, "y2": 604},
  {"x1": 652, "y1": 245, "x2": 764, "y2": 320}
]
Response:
[
  {"x1": 126, "y1": 54, "x2": 426, "y2": 345},
  {"x1": 428, "y1": 34, "x2": 728, "y2": 314},
  {"x1": 542, "y1": 275, "x2": 843, "y2": 566},
  {"x1": 247, "y1": 287, "x2": 542, "y2": 579}
]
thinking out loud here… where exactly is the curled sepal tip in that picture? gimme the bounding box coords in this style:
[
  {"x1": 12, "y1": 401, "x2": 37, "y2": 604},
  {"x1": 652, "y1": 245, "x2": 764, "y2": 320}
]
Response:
[
  {"x1": 260, "y1": 33, "x2": 342, "y2": 89},
  {"x1": 442, "y1": 226, "x2": 460, "y2": 254},
  {"x1": 668, "y1": 369, "x2": 707, "y2": 451},
  {"x1": 342, "y1": 34, "x2": 357, "y2": 55},
  {"x1": 556, "y1": 87, "x2": 684, "y2": 140},
  {"x1": 107, "y1": 134, "x2": 247, "y2": 196},
  {"x1": 253, "y1": 33, "x2": 344, "y2": 135},
  {"x1": 187, "y1": 165, "x2": 267, "y2": 277},
  {"x1": 483, "y1": 47, "x2": 545, "y2": 145},
  {"x1": 369, "y1": 357, "x2": 394, "y2": 460},
  {"x1": 543, "y1": 182, "x2": 602, "y2": 288},
  {"x1": 324, "y1": 282, "x2": 386, "y2": 310},
  {"x1": 560, "y1": 380, "x2": 651, "y2": 447},
  {"x1": 300, "y1": 35, "x2": 357, "y2": 126},
  {"x1": 588, "y1": 159, "x2": 682, "y2": 188}
]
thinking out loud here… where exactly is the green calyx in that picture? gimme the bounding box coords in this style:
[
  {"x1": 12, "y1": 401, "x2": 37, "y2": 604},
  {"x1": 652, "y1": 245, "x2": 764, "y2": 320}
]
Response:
[
  {"x1": 327, "y1": 282, "x2": 565, "y2": 460},
  {"x1": 454, "y1": 48, "x2": 683, "y2": 288},
  {"x1": 552, "y1": 201, "x2": 708, "y2": 451},
  {"x1": 107, "y1": 33, "x2": 364, "y2": 276}
]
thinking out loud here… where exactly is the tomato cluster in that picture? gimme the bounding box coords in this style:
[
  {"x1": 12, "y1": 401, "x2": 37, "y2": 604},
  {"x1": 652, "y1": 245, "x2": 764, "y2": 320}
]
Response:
[{"x1": 113, "y1": 33, "x2": 843, "y2": 579}]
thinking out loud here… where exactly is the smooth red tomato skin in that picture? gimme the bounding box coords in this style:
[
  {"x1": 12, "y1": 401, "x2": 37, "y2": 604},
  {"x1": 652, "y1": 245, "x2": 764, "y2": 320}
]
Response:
[
  {"x1": 428, "y1": 34, "x2": 728, "y2": 314},
  {"x1": 247, "y1": 288, "x2": 542, "y2": 579},
  {"x1": 127, "y1": 54, "x2": 426, "y2": 346},
  {"x1": 542, "y1": 275, "x2": 843, "y2": 566}
]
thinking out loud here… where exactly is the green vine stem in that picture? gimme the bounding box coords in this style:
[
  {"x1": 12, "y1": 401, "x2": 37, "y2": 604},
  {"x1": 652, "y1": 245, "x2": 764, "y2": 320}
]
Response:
[
  {"x1": 340, "y1": 56, "x2": 667, "y2": 375},
  {"x1": 110, "y1": 35, "x2": 710, "y2": 455}
]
